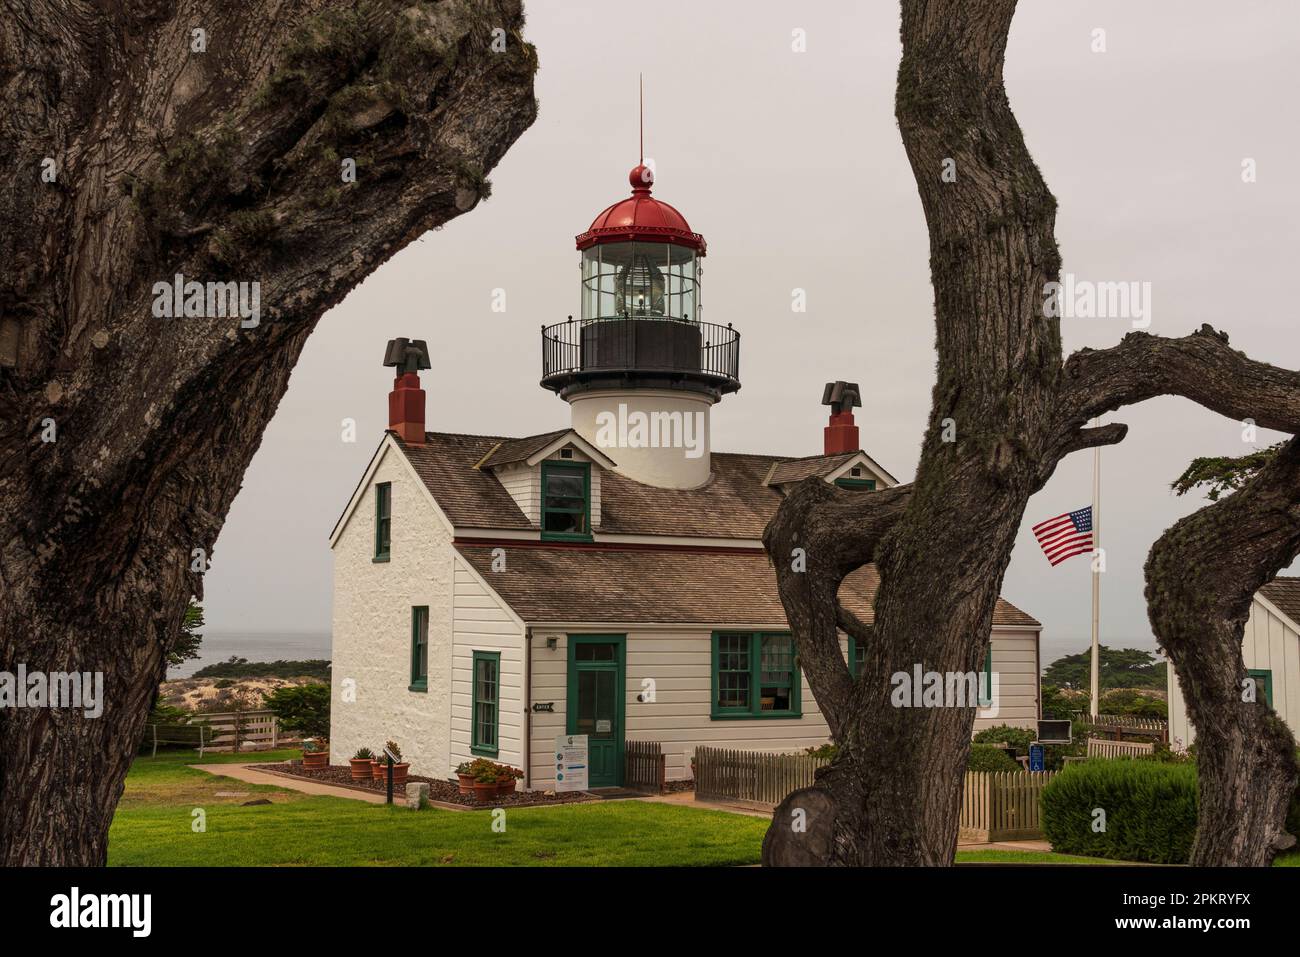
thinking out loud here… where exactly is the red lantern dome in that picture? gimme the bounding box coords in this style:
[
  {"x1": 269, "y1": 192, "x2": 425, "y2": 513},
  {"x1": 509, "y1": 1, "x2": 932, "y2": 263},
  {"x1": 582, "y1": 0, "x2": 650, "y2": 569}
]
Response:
[{"x1": 575, "y1": 164, "x2": 706, "y2": 255}]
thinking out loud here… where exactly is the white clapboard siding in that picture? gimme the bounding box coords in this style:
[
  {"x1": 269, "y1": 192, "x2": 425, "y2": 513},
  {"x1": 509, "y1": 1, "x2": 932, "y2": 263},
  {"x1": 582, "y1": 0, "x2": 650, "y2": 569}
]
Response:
[
  {"x1": 1170, "y1": 596, "x2": 1300, "y2": 750},
  {"x1": 449, "y1": 558, "x2": 526, "y2": 776},
  {"x1": 974, "y1": 629, "x2": 1040, "y2": 732},
  {"x1": 492, "y1": 449, "x2": 602, "y2": 528},
  {"x1": 529, "y1": 626, "x2": 1040, "y2": 786}
]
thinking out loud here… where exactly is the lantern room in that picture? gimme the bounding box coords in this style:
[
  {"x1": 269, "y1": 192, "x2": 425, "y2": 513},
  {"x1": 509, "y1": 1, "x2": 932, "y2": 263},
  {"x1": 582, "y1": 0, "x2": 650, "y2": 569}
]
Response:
[{"x1": 540, "y1": 163, "x2": 740, "y2": 402}]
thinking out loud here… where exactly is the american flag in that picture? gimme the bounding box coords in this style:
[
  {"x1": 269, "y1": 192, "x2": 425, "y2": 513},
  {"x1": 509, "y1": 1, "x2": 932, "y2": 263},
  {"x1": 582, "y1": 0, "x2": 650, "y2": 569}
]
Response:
[{"x1": 1033, "y1": 506, "x2": 1095, "y2": 566}]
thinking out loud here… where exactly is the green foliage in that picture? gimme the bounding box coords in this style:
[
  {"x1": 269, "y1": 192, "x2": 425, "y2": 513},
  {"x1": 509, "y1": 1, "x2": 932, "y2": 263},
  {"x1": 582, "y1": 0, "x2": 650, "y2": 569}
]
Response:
[
  {"x1": 167, "y1": 601, "x2": 205, "y2": 667},
  {"x1": 804, "y1": 742, "x2": 839, "y2": 761},
  {"x1": 264, "y1": 684, "x2": 331, "y2": 739},
  {"x1": 129, "y1": 127, "x2": 239, "y2": 233},
  {"x1": 1172, "y1": 443, "x2": 1282, "y2": 501},
  {"x1": 352, "y1": 747, "x2": 374, "y2": 761},
  {"x1": 972, "y1": 724, "x2": 1037, "y2": 755},
  {"x1": 384, "y1": 740, "x2": 402, "y2": 762},
  {"x1": 193, "y1": 657, "x2": 332, "y2": 679},
  {"x1": 1040, "y1": 683, "x2": 1074, "y2": 719},
  {"x1": 1041, "y1": 760, "x2": 1198, "y2": 864},
  {"x1": 967, "y1": 744, "x2": 1021, "y2": 773},
  {"x1": 1042, "y1": 646, "x2": 1166, "y2": 691},
  {"x1": 208, "y1": 209, "x2": 279, "y2": 267},
  {"x1": 1099, "y1": 688, "x2": 1167, "y2": 718}
]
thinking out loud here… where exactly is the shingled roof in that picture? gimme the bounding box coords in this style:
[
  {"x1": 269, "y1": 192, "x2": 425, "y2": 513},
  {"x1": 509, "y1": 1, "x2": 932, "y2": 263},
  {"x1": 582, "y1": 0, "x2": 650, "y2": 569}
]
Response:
[
  {"x1": 455, "y1": 544, "x2": 1040, "y2": 628},
  {"x1": 1260, "y1": 577, "x2": 1300, "y2": 627},
  {"x1": 396, "y1": 431, "x2": 795, "y2": 538}
]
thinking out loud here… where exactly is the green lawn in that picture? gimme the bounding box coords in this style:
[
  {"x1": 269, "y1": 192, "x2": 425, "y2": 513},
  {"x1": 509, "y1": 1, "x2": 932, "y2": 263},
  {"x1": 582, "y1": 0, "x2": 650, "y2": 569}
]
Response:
[
  {"x1": 109, "y1": 750, "x2": 769, "y2": 866},
  {"x1": 110, "y1": 751, "x2": 1300, "y2": 867}
]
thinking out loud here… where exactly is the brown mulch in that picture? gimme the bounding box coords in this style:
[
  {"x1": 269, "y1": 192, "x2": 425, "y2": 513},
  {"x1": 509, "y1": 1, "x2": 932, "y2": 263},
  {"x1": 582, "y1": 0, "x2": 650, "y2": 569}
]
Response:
[
  {"x1": 664, "y1": 779, "x2": 695, "y2": 794},
  {"x1": 249, "y1": 763, "x2": 600, "y2": 808}
]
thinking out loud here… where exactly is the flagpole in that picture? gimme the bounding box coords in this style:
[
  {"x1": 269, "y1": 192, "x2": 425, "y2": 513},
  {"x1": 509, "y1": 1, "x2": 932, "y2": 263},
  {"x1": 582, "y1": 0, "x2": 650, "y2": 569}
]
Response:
[{"x1": 1090, "y1": 417, "x2": 1101, "y2": 722}]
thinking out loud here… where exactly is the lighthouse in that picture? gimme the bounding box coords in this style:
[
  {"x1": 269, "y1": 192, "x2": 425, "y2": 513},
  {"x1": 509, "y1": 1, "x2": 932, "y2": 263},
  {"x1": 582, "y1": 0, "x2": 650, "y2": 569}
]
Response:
[{"x1": 540, "y1": 163, "x2": 740, "y2": 489}]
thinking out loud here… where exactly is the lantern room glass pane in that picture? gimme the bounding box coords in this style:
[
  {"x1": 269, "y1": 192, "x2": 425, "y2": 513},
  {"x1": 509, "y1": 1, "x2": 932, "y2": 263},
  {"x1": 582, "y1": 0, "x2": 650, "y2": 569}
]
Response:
[{"x1": 582, "y1": 243, "x2": 697, "y2": 321}]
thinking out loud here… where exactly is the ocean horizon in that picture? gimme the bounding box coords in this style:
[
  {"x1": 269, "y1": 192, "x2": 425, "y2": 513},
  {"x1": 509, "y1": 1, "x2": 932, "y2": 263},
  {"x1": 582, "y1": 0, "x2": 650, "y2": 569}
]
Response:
[{"x1": 168, "y1": 630, "x2": 332, "y2": 679}]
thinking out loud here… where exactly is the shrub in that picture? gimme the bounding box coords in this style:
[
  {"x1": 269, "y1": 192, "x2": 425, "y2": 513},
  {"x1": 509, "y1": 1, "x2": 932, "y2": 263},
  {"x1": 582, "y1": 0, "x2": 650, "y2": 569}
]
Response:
[
  {"x1": 1041, "y1": 759, "x2": 1198, "y2": 863},
  {"x1": 352, "y1": 746, "x2": 374, "y2": 760},
  {"x1": 264, "y1": 683, "x2": 330, "y2": 739},
  {"x1": 967, "y1": 744, "x2": 1021, "y2": 773},
  {"x1": 805, "y1": 742, "x2": 838, "y2": 761},
  {"x1": 972, "y1": 724, "x2": 1037, "y2": 755}
]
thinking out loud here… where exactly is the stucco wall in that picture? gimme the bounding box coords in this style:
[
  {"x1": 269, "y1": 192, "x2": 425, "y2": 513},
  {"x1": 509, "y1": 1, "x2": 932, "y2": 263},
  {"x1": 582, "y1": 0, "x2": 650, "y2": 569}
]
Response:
[{"x1": 329, "y1": 440, "x2": 454, "y2": 776}]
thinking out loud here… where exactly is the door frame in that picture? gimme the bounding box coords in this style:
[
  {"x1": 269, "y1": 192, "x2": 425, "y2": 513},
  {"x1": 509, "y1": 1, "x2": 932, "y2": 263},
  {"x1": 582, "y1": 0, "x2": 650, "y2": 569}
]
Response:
[{"x1": 565, "y1": 634, "x2": 626, "y2": 787}]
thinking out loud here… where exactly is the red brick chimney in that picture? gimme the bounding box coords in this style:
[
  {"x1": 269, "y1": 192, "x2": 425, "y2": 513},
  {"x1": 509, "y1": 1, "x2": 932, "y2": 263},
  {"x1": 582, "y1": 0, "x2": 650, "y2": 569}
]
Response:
[
  {"x1": 821, "y1": 381, "x2": 861, "y2": 455},
  {"x1": 384, "y1": 338, "x2": 430, "y2": 444}
]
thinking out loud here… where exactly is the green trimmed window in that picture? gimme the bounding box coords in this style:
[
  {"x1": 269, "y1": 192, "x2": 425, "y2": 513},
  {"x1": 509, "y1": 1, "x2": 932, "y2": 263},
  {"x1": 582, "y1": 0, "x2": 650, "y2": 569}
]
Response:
[
  {"x1": 541, "y1": 461, "x2": 591, "y2": 541},
  {"x1": 472, "y1": 651, "x2": 501, "y2": 755},
  {"x1": 978, "y1": 647, "x2": 993, "y2": 707},
  {"x1": 846, "y1": 637, "x2": 866, "y2": 678},
  {"x1": 374, "y1": 482, "x2": 392, "y2": 561},
  {"x1": 1247, "y1": 668, "x2": 1273, "y2": 708},
  {"x1": 409, "y1": 606, "x2": 428, "y2": 692},
  {"x1": 711, "y1": 632, "x2": 801, "y2": 719},
  {"x1": 834, "y1": 477, "x2": 876, "y2": 490}
]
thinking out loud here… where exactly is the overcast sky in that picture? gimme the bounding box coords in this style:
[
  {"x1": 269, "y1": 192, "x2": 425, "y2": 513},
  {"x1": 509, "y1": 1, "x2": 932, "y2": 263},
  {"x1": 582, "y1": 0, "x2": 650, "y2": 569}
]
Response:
[{"x1": 201, "y1": 0, "x2": 1300, "y2": 667}]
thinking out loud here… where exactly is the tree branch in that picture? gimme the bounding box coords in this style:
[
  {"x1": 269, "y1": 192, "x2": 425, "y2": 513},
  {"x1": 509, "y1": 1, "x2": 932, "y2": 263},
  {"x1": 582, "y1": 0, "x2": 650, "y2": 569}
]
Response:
[
  {"x1": 1061, "y1": 325, "x2": 1300, "y2": 431},
  {"x1": 763, "y1": 479, "x2": 913, "y2": 735}
]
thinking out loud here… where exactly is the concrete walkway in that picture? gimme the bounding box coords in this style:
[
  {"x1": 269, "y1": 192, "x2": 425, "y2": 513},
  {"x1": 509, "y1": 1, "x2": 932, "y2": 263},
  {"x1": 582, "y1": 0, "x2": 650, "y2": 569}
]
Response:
[{"x1": 190, "y1": 763, "x2": 404, "y2": 805}]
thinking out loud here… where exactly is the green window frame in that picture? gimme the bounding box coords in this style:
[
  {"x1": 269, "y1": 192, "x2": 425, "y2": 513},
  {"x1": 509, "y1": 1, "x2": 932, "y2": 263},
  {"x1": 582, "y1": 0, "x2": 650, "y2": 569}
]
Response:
[
  {"x1": 834, "y1": 477, "x2": 876, "y2": 491},
  {"x1": 540, "y1": 461, "x2": 592, "y2": 541},
  {"x1": 978, "y1": 647, "x2": 993, "y2": 707},
  {"x1": 711, "y1": 632, "x2": 802, "y2": 719},
  {"x1": 409, "y1": 606, "x2": 428, "y2": 692},
  {"x1": 846, "y1": 636, "x2": 866, "y2": 678},
  {"x1": 374, "y1": 482, "x2": 391, "y2": 561},
  {"x1": 471, "y1": 651, "x2": 501, "y2": 756},
  {"x1": 1247, "y1": 668, "x2": 1273, "y2": 708}
]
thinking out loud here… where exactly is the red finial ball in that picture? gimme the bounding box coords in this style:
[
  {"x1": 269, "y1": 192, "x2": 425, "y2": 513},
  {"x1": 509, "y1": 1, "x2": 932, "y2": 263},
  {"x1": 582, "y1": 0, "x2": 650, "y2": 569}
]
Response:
[{"x1": 629, "y1": 163, "x2": 654, "y2": 190}]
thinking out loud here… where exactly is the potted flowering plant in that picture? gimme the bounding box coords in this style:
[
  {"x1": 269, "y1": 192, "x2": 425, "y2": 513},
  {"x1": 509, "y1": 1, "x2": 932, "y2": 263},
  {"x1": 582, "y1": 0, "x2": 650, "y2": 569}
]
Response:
[
  {"x1": 455, "y1": 761, "x2": 476, "y2": 795},
  {"x1": 472, "y1": 761, "x2": 499, "y2": 803},
  {"x1": 495, "y1": 763, "x2": 523, "y2": 795},
  {"x1": 349, "y1": 747, "x2": 375, "y2": 781},
  {"x1": 301, "y1": 737, "x2": 329, "y2": 769}
]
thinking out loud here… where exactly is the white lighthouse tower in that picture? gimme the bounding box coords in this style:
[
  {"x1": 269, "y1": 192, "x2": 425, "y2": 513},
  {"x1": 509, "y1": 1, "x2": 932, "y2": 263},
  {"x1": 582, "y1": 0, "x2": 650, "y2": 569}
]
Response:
[{"x1": 540, "y1": 163, "x2": 740, "y2": 489}]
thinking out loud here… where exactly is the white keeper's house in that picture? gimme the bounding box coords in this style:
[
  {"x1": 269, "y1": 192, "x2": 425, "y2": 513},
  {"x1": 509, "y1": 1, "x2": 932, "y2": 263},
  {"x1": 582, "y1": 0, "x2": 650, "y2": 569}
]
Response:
[
  {"x1": 1167, "y1": 578, "x2": 1300, "y2": 750},
  {"x1": 328, "y1": 161, "x2": 1042, "y2": 789}
]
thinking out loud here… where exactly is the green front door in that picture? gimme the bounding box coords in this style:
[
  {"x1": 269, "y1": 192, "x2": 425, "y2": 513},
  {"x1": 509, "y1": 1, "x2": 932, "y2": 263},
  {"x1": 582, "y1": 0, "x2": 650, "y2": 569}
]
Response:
[{"x1": 567, "y1": 635, "x2": 625, "y2": 788}]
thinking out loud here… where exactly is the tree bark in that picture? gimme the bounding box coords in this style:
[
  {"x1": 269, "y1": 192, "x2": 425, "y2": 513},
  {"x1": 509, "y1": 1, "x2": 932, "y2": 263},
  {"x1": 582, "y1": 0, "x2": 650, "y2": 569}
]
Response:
[
  {"x1": 1146, "y1": 439, "x2": 1300, "y2": 866},
  {"x1": 762, "y1": 0, "x2": 1300, "y2": 866},
  {"x1": 0, "y1": 0, "x2": 536, "y2": 865}
]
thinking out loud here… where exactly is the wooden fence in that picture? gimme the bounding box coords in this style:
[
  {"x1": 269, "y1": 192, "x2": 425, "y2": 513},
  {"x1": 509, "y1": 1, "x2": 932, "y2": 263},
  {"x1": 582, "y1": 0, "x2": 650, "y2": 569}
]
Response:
[
  {"x1": 694, "y1": 746, "x2": 828, "y2": 808},
  {"x1": 1086, "y1": 737, "x2": 1155, "y2": 759},
  {"x1": 144, "y1": 709, "x2": 300, "y2": 756},
  {"x1": 1071, "y1": 711, "x2": 1168, "y2": 740},
  {"x1": 694, "y1": 748, "x2": 1058, "y2": 842},
  {"x1": 959, "y1": 770, "x2": 1057, "y2": 842},
  {"x1": 624, "y1": 740, "x2": 666, "y2": 793}
]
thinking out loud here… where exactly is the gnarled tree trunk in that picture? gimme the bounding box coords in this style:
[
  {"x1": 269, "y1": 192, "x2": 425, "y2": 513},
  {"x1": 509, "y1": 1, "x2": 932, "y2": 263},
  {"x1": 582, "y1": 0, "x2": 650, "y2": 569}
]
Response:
[
  {"x1": 1146, "y1": 439, "x2": 1300, "y2": 866},
  {"x1": 763, "y1": 0, "x2": 1300, "y2": 867},
  {"x1": 0, "y1": 0, "x2": 537, "y2": 865}
]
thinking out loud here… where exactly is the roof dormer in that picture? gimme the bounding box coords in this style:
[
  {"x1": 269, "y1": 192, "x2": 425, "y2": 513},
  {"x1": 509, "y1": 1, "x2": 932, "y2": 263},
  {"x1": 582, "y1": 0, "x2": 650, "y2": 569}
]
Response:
[{"x1": 476, "y1": 429, "x2": 615, "y2": 531}]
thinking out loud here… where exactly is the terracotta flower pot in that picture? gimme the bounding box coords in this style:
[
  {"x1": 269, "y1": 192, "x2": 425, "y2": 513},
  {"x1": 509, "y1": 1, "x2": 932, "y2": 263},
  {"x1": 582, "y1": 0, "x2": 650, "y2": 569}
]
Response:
[
  {"x1": 456, "y1": 773, "x2": 475, "y2": 795},
  {"x1": 391, "y1": 763, "x2": 409, "y2": 787},
  {"x1": 472, "y1": 781, "x2": 496, "y2": 803},
  {"x1": 496, "y1": 778, "x2": 517, "y2": 796},
  {"x1": 372, "y1": 759, "x2": 385, "y2": 780},
  {"x1": 349, "y1": 758, "x2": 373, "y2": 781},
  {"x1": 302, "y1": 750, "x2": 328, "y2": 769}
]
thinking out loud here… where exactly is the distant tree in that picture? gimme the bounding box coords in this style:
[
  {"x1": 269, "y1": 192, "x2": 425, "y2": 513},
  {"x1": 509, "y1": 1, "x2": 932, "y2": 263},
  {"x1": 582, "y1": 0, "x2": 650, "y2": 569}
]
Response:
[
  {"x1": 263, "y1": 684, "x2": 330, "y2": 740},
  {"x1": 1042, "y1": 646, "x2": 1166, "y2": 691},
  {"x1": 167, "y1": 601, "x2": 205, "y2": 668}
]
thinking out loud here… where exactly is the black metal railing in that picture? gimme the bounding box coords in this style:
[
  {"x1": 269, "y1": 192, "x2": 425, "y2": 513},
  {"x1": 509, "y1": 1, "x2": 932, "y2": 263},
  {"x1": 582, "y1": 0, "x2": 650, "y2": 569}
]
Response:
[{"x1": 541, "y1": 316, "x2": 740, "y2": 388}]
